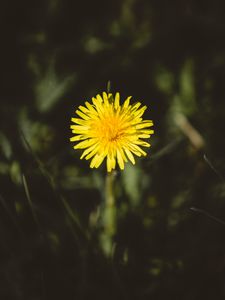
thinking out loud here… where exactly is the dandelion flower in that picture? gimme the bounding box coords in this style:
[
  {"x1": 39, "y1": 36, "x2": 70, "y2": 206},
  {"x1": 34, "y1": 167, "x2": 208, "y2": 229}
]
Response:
[{"x1": 70, "y1": 92, "x2": 154, "y2": 172}]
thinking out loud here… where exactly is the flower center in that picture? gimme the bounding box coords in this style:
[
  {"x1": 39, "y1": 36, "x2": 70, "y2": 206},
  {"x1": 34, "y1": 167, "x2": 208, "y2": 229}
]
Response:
[{"x1": 95, "y1": 116, "x2": 123, "y2": 142}]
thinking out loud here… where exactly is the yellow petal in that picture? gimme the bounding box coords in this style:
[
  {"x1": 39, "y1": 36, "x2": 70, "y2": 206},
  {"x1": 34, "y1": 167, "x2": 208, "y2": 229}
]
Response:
[
  {"x1": 129, "y1": 143, "x2": 147, "y2": 156},
  {"x1": 103, "y1": 92, "x2": 109, "y2": 105},
  {"x1": 107, "y1": 156, "x2": 112, "y2": 172},
  {"x1": 90, "y1": 154, "x2": 105, "y2": 168},
  {"x1": 80, "y1": 143, "x2": 99, "y2": 159},
  {"x1": 106, "y1": 154, "x2": 116, "y2": 172},
  {"x1": 123, "y1": 96, "x2": 132, "y2": 108},
  {"x1": 78, "y1": 105, "x2": 89, "y2": 114},
  {"x1": 85, "y1": 145, "x2": 100, "y2": 160},
  {"x1": 71, "y1": 118, "x2": 87, "y2": 125},
  {"x1": 74, "y1": 138, "x2": 97, "y2": 149},
  {"x1": 70, "y1": 125, "x2": 88, "y2": 132},
  {"x1": 96, "y1": 94, "x2": 103, "y2": 102},
  {"x1": 116, "y1": 149, "x2": 125, "y2": 170},
  {"x1": 133, "y1": 106, "x2": 147, "y2": 118},
  {"x1": 135, "y1": 122, "x2": 153, "y2": 129},
  {"x1": 134, "y1": 140, "x2": 150, "y2": 147},
  {"x1": 70, "y1": 135, "x2": 86, "y2": 142},
  {"x1": 139, "y1": 129, "x2": 154, "y2": 134},
  {"x1": 85, "y1": 102, "x2": 98, "y2": 114},
  {"x1": 92, "y1": 97, "x2": 104, "y2": 114},
  {"x1": 124, "y1": 148, "x2": 135, "y2": 164},
  {"x1": 131, "y1": 102, "x2": 141, "y2": 111},
  {"x1": 114, "y1": 92, "x2": 120, "y2": 109},
  {"x1": 138, "y1": 134, "x2": 150, "y2": 139},
  {"x1": 76, "y1": 110, "x2": 90, "y2": 120}
]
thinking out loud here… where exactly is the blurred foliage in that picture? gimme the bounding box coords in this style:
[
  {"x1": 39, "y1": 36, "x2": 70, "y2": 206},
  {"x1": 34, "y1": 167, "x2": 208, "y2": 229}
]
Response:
[{"x1": 1, "y1": 0, "x2": 225, "y2": 299}]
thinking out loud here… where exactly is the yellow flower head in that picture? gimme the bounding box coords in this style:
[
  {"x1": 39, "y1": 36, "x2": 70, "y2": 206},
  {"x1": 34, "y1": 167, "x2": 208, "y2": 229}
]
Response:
[{"x1": 70, "y1": 92, "x2": 154, "y2": 172}]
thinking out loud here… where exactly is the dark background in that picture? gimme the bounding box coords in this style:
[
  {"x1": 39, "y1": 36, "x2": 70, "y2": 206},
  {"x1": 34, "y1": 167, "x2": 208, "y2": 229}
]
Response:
[{"x1": 1, "y1": 1, "x2": 225, "y2": 299}]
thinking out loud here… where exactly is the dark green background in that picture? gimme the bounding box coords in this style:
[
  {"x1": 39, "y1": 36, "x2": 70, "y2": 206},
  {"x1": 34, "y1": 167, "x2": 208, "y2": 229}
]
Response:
[{"x1": 1, "y1": 1, "x2": 225, "y2": 299}]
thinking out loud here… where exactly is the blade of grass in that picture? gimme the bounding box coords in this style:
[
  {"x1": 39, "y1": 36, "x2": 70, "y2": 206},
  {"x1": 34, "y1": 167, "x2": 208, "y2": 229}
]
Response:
[
  {"x1": 20, "y1": 129, "x2": 89, "y2": 240},
  {"x1": 22, "y1": 173, "x2": 40, "y2": 230},
  {"x1": 148, "y1": 137, "x2": 183, "y2": 164},
  {"x1": 60, "y1": 195, "x2": 90, "y2": 240},
  {"x1": 20, "y1": 130, "x2": 90, "y2": 298},
  {"x1": 190, "y1": 207, "x2": 225, "y2": 226},
  {"x1": 203, "y1": 154, "x2": 224, "y2": 182}
]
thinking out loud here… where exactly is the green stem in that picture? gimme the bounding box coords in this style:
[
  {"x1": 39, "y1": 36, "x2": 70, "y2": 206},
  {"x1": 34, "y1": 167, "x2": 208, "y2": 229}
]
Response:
[{"x1": 101, "y1": 171, "x2": 116, "y2": 256}]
